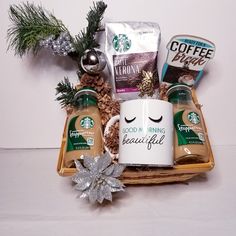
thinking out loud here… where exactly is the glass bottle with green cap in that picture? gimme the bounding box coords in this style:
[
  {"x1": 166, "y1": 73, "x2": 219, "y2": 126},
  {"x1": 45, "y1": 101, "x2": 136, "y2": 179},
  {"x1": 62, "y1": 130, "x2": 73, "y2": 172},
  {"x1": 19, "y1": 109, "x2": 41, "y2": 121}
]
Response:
[
  {"x1": 166, "y1": 84, "x2": 209, "y2": 164},
  {"x1": 64, "y1": 87, "x2": 103, "y2": 167}
]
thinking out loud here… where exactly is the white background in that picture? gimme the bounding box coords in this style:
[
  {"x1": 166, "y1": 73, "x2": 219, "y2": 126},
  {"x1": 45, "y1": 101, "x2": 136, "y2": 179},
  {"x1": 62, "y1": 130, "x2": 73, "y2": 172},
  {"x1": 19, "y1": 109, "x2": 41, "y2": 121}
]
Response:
[
  {"x1": 0, "y1": 0, "x2": 236, "y2": 236},
  {"x1": 1, "y1": 0, "x2": 235, "y2": 148}
]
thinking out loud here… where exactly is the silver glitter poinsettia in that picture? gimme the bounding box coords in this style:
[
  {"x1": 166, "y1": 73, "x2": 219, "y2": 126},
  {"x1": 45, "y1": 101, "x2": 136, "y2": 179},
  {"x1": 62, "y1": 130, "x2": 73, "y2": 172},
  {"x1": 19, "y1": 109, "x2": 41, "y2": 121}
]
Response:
[{"x1": 72, "y1": 153, "x2": 126, "y2": 204}]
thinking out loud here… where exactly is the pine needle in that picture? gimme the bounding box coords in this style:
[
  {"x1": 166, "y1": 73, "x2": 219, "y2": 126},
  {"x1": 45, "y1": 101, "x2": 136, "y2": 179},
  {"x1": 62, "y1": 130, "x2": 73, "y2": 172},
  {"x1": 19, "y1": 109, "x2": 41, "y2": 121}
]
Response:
[
  {"x1": 73, "y1": 1, "x2": 107, "y2": 60},
  {"x1": 7, "y1": 2, "x2": 67, "y2": 56},
  {"x1": 55, "y1": 77, "x2": 77, "y2": 108},
  {"x1": 7, "y1": 1, "x2": 108, "y2": 109}
]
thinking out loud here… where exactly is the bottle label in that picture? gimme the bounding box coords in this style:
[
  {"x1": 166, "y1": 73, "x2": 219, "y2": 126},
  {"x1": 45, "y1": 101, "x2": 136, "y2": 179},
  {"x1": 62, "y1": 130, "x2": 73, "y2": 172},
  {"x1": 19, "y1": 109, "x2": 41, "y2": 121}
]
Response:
[
  {"x1": 113, "y1": 52, "x2": 158, "y2": 93},
  {"x1": 66, "y1": 116, "x2": 94, "y2": 152},
  {"x1": 174, "y1": 110, "x2": 204, "y2": 145}
]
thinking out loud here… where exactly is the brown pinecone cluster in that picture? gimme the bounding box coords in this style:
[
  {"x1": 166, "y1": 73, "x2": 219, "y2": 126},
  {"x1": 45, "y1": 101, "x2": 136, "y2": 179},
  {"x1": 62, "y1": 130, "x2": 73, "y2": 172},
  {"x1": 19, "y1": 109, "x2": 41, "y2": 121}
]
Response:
[
  {"x1": 159, "y1": 82, "x2": 168, "y2": 100},
  {"x1": 104, "y1": 121, "x2": 119, "y2": 155},
  {"x1": 77, "y1": 73, "x2": 120, "y2": 126},
  {"x1": 97, "y1": 94, "x2": 120, "y2": 126},
  {"x1": 77, "y1": 73, "x2": 111, "y2": 96}
]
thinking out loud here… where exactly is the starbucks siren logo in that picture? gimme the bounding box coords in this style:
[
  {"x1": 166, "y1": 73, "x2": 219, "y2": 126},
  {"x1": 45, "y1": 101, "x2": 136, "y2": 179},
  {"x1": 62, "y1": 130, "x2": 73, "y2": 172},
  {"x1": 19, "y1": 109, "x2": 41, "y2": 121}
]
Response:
[
  {"x1": 80, "y1": 116, "x2": 94, "y2": 129},
  {"x1": 188, "y1": 112, "x2": 200, "y2": 124},
  {"x1": 113, "y1": 34, "x2": 131, "y2": 52}
]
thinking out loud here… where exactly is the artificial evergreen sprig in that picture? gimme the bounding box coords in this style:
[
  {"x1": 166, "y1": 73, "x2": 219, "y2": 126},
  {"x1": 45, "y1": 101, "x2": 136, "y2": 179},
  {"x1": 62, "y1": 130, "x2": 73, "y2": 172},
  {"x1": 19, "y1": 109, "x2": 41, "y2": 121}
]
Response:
[
  {"x1": 7, "y1": 1, "x2": 108, "y2": 108},
  {"x1": 7, "y1": 2, "x2": 68, "y2": 56},
  {"x1": 7, "y1": 1, "x2": 107, "y2": 60},
  {"x1": 73, "y1": 1, "x2": 107, "y2": 61},
  {"x1": 55, "y1": 77, "x2": 77, "y2": 108}
]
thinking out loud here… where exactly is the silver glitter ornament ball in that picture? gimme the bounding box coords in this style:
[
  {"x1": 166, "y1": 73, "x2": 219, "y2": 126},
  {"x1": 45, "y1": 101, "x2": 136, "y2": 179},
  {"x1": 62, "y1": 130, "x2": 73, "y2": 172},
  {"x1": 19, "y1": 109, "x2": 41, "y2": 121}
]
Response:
[{"x1": 81, "y1": 48, "x2": 107, "y2": 74}]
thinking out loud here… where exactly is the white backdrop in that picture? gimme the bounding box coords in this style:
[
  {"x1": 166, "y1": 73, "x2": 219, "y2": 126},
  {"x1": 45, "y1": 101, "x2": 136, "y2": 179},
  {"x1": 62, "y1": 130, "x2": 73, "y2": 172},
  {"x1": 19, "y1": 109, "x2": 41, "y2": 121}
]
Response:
[{"x1": 0, "y1": 0, "x2": 235, "y2": 148}]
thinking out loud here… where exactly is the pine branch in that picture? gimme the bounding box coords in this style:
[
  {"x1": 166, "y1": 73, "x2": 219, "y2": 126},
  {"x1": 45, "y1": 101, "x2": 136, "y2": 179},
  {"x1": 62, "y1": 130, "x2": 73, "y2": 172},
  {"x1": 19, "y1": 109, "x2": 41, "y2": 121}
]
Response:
[
  {"x1": 55, "y1": 77, "x2": 77, "y2": 108},
  {"x1": 73, "y1": 1, "x2": 107, "y2": 61},
  {"x1": 7, "y1": 2, "x2": 68, "y2": 56},
  {"x1": 7, "y1": 1, "x2": 107, "y2": 62},
  {"x1": 7, "y1": 1, "x2": 107, "y2": 108}
]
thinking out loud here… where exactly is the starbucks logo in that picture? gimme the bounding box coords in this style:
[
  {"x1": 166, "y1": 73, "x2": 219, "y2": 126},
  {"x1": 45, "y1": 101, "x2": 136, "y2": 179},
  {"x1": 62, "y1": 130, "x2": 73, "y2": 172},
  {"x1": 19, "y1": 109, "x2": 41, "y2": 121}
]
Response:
[
  {"x1": 80, "y1": 116, "x2": 94, "y2": 129},
  {"x1": 113, "y1": 34, "x2": 131, "y2": 52},
  {"x1": 188, "y1": 112, "x2": 200, "y2": 124}
]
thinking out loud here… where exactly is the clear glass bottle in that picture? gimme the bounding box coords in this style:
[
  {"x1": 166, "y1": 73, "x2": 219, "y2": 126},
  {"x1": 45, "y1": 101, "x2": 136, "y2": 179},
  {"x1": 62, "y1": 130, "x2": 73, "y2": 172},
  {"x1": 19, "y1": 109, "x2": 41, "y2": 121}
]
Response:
[
  {"x1": 166, "y1": 84, "x2": 209, "y2": 164},
  {"x1": 64, "y1": 87, "x2": 103, "y2": 167}
]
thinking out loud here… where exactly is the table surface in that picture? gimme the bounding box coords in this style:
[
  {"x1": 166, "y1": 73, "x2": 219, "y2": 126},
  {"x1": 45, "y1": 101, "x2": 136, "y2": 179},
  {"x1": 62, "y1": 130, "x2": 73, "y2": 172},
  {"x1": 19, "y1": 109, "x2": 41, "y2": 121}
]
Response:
[{"x1": 0, "y1": 146, "x2": 235, "y2": 236}]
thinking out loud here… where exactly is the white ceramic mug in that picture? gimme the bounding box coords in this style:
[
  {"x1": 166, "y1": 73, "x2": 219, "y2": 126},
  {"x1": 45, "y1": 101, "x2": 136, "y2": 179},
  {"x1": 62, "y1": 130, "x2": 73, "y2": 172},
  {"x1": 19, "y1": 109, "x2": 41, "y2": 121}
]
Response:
[{"x1": 118, "y1": 99, "x2": 173, "y2": 166}]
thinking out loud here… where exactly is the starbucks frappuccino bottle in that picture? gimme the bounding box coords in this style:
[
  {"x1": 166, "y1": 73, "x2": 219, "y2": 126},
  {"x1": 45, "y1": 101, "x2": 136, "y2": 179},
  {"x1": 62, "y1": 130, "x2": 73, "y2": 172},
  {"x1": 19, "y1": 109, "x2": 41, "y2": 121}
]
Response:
[
  {"x1": 166, "y1": 84, "x2": 208, "y2": 164},
  {"x1": 64, "y1": 87, "x2": 103, "y2": 167}
]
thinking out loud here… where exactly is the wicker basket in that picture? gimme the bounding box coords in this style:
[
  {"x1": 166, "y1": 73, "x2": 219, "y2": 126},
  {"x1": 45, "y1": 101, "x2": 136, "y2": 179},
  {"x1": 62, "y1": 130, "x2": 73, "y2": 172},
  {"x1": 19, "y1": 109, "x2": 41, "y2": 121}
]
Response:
[{"x1": 57, "y1": 90, "x2": 214, "y2": 184}]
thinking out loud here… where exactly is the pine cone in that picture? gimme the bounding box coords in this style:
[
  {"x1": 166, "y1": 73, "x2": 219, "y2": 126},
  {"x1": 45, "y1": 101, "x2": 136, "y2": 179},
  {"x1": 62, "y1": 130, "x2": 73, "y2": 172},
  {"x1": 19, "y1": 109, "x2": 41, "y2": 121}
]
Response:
[
  {"x1": 159, "y1": 83, "x2": 168, "y2": 100},
  {"x1": 77, "y1": 73, "x2": 119, "y2": 126},
  {"x1": 104, "y1": 121, "x2": 119, "y2": 154},
  {"x1": 79, "y1": 73, "x2": 112, "y2": 96},
  {"x1": 98, "y1": 94, "x2": 120, "y2": 125},
  {"x1": 80, "y1": 73, "x2": 99, "y2": 86}
]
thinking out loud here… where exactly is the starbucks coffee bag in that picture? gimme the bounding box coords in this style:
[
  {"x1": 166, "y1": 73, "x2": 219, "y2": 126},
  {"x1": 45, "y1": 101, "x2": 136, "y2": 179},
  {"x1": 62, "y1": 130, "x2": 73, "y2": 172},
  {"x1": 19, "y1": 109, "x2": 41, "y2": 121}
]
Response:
[{"x1": 105, "y1": 22, "x2": 161, "y2": 100}]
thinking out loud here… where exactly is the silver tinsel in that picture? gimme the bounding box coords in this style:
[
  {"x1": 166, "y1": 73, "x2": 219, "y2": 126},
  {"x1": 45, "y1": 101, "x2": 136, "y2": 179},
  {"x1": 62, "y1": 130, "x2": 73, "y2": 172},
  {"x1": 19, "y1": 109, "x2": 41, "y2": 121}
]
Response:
[
  {"x1": 39, "y1": 31, "x2": 76, "y2": 56},
  {"x1": 72, "y1": 153, "x2": 126, "y2": 204}
]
